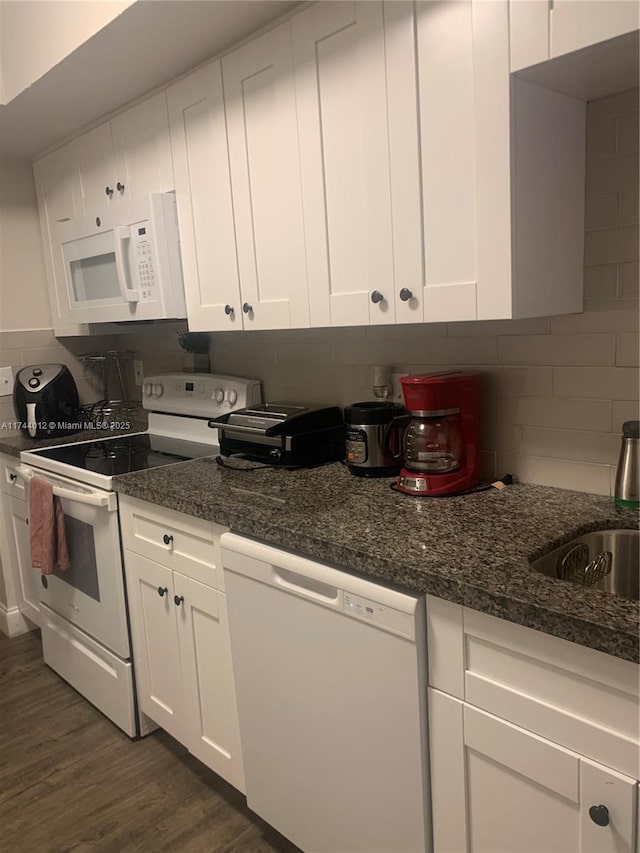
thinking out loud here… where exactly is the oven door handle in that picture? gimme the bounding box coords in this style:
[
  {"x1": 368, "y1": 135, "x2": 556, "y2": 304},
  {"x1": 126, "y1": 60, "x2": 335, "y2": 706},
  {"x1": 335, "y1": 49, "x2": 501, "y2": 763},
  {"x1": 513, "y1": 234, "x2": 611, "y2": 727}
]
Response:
[{"x1": 15, "y1": 466, "x2": 118, "y2": 511}]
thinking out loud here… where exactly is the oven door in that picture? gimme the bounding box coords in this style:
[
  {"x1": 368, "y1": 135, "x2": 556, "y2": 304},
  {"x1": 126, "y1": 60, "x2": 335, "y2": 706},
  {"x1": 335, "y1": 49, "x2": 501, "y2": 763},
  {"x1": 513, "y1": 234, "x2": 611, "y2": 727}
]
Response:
[{"x1": 16, "y1": 465, "x2": 130, "y2": 659}]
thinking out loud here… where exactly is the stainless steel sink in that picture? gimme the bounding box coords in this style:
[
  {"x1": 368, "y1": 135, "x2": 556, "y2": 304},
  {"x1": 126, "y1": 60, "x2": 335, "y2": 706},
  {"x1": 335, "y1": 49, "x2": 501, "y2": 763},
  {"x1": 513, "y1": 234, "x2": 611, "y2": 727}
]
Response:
[{"x1": 530, "y1": 529, "x2": 639, "y2": 600}]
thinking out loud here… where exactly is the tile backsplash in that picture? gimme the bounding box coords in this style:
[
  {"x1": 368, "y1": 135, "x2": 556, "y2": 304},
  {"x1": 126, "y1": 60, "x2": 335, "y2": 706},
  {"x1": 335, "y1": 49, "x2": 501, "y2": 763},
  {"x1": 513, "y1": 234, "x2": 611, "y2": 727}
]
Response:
[{"x1": 1, "y1": 89, "x2": 637, "y2": 497}]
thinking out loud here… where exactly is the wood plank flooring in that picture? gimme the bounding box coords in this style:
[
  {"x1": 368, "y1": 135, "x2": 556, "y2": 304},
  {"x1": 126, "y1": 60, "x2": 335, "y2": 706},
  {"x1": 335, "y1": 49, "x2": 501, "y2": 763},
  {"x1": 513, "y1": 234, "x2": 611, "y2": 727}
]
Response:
[{"x1": 0, "y1": 630, "x2": 300, "y2": 853}]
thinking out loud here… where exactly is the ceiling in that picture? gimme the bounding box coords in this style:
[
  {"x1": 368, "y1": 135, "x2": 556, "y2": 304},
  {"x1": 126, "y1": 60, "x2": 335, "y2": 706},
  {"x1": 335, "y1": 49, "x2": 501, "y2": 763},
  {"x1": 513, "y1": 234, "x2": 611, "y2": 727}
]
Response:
[{"x1": 0, "y1": 0, "x2": 300, "y2": 160}]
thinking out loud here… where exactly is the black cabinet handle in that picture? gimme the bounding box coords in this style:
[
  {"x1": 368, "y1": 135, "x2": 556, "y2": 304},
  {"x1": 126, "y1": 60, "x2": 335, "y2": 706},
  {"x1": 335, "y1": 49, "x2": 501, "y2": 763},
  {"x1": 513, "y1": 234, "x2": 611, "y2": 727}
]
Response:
[
  {"x1": 174, "y1": 595, "x2": 184, "y2": 607},
  {"x1": 162, "y1": 534, "x2": 173, "y2": 546},
  {"x1": 242, "y1": 303, "x2": 252, "y2": 314},
  {"x1": 116, "y1": 182, "x2": 125, "y2": 193},
  {"x1": 105, "y1": 186, "x2": 114, "y2": 197},
  {"x1": 9, "y1": 473, "x2": 16, "y2": 482},
  {"x1": 370, "y1": 290, "x2": 384, "y2": 304},
  {"x1": 588, "y1": 805, "x2": 610, "y2": 827},
  {"x1": 224, "y1": 304, "x2": 234, "y2": 315},
  {"x1": 399, "y1": 288, "x2": 413, "y2": 302},
  {"x1": 157, "y1": 586, "x2": 168, "y2": 597}
]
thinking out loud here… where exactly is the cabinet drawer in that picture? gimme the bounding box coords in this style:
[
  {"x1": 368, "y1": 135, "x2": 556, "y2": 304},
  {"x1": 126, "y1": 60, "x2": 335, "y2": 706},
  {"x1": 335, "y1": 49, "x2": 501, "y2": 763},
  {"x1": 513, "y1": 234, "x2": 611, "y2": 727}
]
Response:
[
  {"x1": 1, "y1": 455, "x2": 27, "y2": 500},
  {"x1": 119, "y1": 495, "x2": 227, "y2": 590},
  {"x1": 426, "y1": 595, "x2": 640, "y2": 778}
]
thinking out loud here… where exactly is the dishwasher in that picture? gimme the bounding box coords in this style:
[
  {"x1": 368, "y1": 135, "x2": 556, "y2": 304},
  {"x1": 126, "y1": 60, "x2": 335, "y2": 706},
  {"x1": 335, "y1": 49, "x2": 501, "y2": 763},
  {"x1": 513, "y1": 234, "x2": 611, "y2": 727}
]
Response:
[{"x1": 221, "y1": 533, "x2": 432, "y2": 853}]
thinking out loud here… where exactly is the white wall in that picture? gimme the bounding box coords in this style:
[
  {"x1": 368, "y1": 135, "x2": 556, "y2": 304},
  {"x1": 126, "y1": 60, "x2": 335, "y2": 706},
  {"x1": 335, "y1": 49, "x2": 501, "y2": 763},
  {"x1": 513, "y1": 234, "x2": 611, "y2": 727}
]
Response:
[
  {"x1": 0, "y1": 156, "x2": 51, "y2": 331},
  {"x1": 0, "y1": 0, "x2": 134, "y2": 104}
]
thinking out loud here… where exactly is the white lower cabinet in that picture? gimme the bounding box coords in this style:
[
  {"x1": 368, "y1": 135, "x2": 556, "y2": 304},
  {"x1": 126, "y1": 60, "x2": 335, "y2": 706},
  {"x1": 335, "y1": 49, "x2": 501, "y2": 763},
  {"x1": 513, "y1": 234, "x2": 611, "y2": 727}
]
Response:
[
  {"x1": 0, "y1": 454, "x2": 41, "y2": 632},
  {"x1": 426, "y1": 595, "x2": 640, "y2": 853},
  {"x1": 430, "y1": 689, "x2": 637, "y2": 853},
  {"x1": 121, "y1": 497, "x2": 244, "y2": 792}
]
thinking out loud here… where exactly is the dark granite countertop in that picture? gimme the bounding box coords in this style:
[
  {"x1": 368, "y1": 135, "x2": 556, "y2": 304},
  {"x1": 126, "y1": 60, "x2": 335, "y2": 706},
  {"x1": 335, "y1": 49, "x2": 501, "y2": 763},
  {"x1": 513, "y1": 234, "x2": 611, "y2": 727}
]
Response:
[{"x1": 111, "y1": 457, "x2": 639, "y2": 663}]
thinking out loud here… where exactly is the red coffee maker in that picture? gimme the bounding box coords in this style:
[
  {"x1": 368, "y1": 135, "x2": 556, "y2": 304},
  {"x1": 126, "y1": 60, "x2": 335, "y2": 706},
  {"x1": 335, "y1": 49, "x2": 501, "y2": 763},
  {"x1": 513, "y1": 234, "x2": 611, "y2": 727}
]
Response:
[{"x1": 394, "y1": 372, "x2": 481, "y2": 496}]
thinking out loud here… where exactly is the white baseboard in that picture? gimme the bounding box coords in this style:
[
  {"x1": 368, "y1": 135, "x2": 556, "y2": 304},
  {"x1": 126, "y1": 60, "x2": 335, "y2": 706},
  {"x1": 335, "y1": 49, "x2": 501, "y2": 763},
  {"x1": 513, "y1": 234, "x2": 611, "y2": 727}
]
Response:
[{"x1": 0, "y1": 602, "x2": 34, "y2": 637}]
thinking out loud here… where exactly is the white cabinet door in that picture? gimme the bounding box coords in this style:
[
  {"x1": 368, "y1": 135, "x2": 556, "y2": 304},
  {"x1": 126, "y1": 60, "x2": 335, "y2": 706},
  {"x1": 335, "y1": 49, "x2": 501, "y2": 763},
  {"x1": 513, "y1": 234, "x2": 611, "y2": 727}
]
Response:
[
  {"x1": 293, "y1": 1, "x2": 395, "y2": 327},
  {"x1": 72, "y1": 121, "x2": 117, "y2": 213},
  {"x1": 124, "y1": 551, "x2": 186, "y2": 743},
  {"x1": 32, "y1": 146, "x2": 88, "y2": 335},
  {"x1": 551, "y1": 1, "x2": 640, "y2": 58},
  {"x1": 6, "y1": 495, "x2": 40, "y2": 627},
  {"x1": 429, "y1": 689, "x2": 638, "y2": 853},
  {"x1": 223, "y1": 22, "x2": 309, "y2": 331},
  {"x1": 167, "y1": 62, "x2": 242, "y2": 332},
  {"x1": 174, "y1": 572, "x2": 245, "y2": 792},
  {"x1": 416, "y1": 0, "x2": 478, "y2": 321},
  {"x1": 111, "y1": 92, "x2": 174, "y2": 200}
]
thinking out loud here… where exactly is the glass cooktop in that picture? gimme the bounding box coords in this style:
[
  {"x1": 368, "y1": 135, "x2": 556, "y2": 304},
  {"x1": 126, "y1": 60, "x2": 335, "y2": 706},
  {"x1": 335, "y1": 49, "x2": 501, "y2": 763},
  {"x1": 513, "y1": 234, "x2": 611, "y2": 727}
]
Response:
[{"x1": 30, "y1": 433, "x2": 218, "y2": 478}]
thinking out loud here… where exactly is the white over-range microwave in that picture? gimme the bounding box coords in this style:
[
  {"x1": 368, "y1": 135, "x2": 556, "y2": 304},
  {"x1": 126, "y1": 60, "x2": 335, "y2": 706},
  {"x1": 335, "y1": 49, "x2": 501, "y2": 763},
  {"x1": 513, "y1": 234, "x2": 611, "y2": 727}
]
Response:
[{"x1": 56, "y1": 193, "x2": 186, "y2": 325}]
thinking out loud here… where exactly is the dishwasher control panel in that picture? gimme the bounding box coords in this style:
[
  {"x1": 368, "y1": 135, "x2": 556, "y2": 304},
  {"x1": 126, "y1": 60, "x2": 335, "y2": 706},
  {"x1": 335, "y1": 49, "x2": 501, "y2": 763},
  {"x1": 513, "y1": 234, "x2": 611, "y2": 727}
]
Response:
[{"x1": 343, "y1": 592, "x2": 414, "y2": 638}]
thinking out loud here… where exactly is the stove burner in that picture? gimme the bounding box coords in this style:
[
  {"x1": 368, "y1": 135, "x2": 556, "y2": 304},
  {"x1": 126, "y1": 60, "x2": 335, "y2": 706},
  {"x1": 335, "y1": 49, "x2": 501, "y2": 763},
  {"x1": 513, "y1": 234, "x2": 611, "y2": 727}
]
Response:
[{"x1": 84, "y1": 440, "x2": 147, "y2": 460}]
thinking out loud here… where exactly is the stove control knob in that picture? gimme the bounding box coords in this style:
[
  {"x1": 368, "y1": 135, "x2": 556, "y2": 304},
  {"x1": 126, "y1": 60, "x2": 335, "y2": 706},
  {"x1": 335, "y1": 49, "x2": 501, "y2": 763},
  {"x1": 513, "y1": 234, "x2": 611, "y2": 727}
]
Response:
[
  {"x1": 225, "y1": 388, "x2": 238, "y2": 406},
  {"x1": 142, "y1": 382, "x2": 152, "y2": 397},
  {"x1": 152, "y1": 383, "x2": 164, "y2": 397},
  {"x1": 213, "y1": 388, "x2": 224, "y2": 404}
]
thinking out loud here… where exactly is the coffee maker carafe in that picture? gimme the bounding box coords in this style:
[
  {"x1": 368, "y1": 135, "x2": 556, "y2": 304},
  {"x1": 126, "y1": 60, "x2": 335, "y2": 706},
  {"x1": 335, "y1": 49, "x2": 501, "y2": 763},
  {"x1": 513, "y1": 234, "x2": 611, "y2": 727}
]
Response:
[{"x1": 392, "y1": 372, "x2": 481, "y2": 496}]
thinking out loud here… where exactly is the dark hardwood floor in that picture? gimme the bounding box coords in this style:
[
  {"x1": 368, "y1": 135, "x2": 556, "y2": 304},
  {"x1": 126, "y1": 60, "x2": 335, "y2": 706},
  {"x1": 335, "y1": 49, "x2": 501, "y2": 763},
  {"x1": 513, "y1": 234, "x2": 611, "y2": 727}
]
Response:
[{"x1": 0, "y1": 630, "x2": 300, "y2": 853}]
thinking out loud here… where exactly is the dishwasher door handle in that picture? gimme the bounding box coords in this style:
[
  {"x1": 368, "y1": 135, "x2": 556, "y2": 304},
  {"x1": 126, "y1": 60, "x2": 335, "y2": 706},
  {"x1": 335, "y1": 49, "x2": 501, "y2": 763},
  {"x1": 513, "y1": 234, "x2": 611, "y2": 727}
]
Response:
[{"x1": 273, "y1": 566, "x2": 339, "y2": 605}]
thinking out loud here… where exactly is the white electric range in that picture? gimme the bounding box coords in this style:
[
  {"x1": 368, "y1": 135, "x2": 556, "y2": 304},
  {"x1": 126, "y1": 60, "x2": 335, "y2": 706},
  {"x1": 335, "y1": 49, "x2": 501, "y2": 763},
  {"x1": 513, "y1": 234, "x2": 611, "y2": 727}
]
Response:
[{"x1": 16, "y1": 373, "x2": 261, "y2": 736}]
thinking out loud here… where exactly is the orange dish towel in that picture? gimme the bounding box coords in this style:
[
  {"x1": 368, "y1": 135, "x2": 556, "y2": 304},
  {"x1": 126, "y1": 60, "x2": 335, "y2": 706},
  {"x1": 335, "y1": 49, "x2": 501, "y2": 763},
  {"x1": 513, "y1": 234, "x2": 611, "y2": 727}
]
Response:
[{"x1": 29, "y1": 478, "x2": 71, "y2": 575}]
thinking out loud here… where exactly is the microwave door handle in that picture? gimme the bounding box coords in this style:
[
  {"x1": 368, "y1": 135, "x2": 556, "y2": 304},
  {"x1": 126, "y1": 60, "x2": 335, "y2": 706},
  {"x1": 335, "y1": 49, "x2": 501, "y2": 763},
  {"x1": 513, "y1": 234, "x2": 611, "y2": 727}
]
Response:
[
  {"x1": 114, "y1": 226, "x2": 139, "y2": 303},
  {"x1": 25, "y1": 403, "x2": 38, "y2": 438}
]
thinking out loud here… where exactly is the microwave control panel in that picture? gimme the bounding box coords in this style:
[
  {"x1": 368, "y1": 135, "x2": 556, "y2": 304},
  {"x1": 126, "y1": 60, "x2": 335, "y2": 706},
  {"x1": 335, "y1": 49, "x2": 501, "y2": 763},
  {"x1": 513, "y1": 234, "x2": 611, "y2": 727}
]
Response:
[{"x1": 133, "y1": 224, "x2": 157, "y2": 301}]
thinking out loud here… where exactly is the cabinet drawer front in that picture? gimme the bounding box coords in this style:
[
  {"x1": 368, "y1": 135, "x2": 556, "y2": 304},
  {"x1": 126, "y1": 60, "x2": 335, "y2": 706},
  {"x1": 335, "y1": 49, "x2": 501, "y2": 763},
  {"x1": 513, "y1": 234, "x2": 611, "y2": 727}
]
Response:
[
  {"x1": 119, "y1": 496, "x2": 226, "y2": 589},
  {"x1": 463, "y1": 608, "x2": 640, "y2": 778},
  {"x1": 1, "y1": 456, "x2": 27, "y2": 499},
  {"x1": 426, "y1": 596, "x2": 640, "y2": 778}
]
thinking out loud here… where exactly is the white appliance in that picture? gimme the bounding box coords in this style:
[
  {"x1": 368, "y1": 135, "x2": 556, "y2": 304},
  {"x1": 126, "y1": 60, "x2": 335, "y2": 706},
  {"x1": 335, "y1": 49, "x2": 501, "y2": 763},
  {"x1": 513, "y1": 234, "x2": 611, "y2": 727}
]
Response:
[
  {"x1": 17, "y1": 373, "x2": 261, "y2": 736},
  {"x1": 56, "y1": 193, "x2": 186, "y2": 324},
  {"x1": 222, "y1": 534, "x2": 432, "y2": 853}
]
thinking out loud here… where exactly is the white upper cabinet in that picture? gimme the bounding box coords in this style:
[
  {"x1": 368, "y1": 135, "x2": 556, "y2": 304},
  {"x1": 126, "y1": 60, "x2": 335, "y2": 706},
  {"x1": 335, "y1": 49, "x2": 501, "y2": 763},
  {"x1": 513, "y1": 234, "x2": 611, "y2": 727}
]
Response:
[
  {"x1": 32, "y1": 94, "x2": 175, "y2": 335},
  {"x1": 222, "y1": 22, "x2": 310, "y2": 331},
  {"x1": 72, "y1": 93, "x2": 173, "y2": 211},
  {"x1": 33, "y1": 145, "x2": 87, "y2": 335},
  {"x1": 110, "y1": 93, "x2": 175, "y2": 199},
  {"x1": 386, "y1": 0, "x2": 585, "y2": 323},
  {"x1": 474, "y1": 0, "x2": 585, "y2": 320},
  {"x1": 167, "y1": 61, "x2": 241, "y2": 332},
  {"x1": 292, "y1": 2, "x2": 395, "y2": 327},
  {"x1": 510, "y1": 0, "x2": 640, "y2": 72},
  {"x1": 385, "y1": 0, "x2": 478, "y2": 323}
]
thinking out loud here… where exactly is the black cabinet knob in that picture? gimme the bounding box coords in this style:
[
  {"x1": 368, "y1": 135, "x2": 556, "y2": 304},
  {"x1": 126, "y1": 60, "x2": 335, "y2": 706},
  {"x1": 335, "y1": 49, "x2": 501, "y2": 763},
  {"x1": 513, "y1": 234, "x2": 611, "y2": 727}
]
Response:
[
  {"x1": 116, "y1": 182, "x2": 125, "y2": 193},
  {"x1": 242, "y1": 303, "x2": 253, "y2": 314},
  {"x1": 174, "y1": 595, "x2": 184, "y2": 607},
  {"x1": 224, "y1": 304, "x2": 234, "y2": 315},
  {"x1": 162, "y1": 534, "x2": 173, "y2": 546},
  {"x1": 105, "y1": 186, "x2": 114, "y2": 197},
  {"x1": 9, "y1": 473, "x2": 16, "y2": 482},
  {"x1": 370, "y1": 290, "x2": 384, "y2": 304},
  {"x1": 399, "y1": 288, "x2": 413, "y2": 302},
  {"x1": 588, "y1": 805, "x2": 610, "y2": 827},
  {"x1": 157, "y1": 586, "x2": 168, "y2": 597}
]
